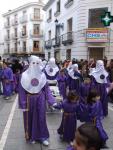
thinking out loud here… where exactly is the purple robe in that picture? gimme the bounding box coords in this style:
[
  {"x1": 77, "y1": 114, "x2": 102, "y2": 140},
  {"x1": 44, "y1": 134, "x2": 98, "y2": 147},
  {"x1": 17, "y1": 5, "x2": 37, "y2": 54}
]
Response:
[
  {"x1": 57, "y1": 74, "x2": 67, "y2": 99},
  {"x1": 18, "y1": 81, "x2": 56, "y2": 142},
  {"x1": 2, "y1": 67, "x2": 13, "y2": 96},
  {"x1": 80, "y1": 83, "x2": 91, "y2": 100},
  {"x1": 54, "y1": 100, "x2": 78, "y2": 142},
  {"x1": 91, "y1": 77, "x2": 110, "y2": 116},
  {"x1": 67, "y1": 75, "x2": 81, "y2": 94},
  {"x1": 88, "y1": 101, "x2": 108, "y2": 142},
  {"x1": 66, "y1": 146, "x2": 75, "y2": 150}
]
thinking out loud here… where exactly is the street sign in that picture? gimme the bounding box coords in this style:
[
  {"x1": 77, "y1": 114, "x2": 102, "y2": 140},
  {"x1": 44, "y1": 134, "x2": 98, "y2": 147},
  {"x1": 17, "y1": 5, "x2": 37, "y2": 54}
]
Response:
[{"x1": 101, "y1": 12, "x2": 113, "y2": 26}]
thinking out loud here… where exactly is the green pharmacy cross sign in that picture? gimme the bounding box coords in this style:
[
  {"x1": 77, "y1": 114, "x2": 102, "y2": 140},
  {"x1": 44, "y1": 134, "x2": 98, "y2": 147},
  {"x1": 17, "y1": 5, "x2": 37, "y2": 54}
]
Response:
[{"x1": 101, "y1": 12, "x2": 113, "y2": 26}]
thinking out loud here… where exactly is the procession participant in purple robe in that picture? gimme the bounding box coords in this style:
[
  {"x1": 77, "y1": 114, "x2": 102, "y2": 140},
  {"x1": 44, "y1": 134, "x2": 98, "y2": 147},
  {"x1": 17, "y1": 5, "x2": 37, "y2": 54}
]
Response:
[
  {"x1": 2, "y1": 62, "x2": 13, "y2": 100},
  {"x1": 86, "y1": 89, "x2": 108, "y2": 146},
  {"x1": 44, "y1": 57, "x2": 59, "y2": 80},
  {"x1": 53, "y1": 91, "x2": 79, "y2": 144},
  {"x1": 67, "y1": 64, "x2": 83, "y2": 94},
  {"x1": 56, "y1": 69, "x2": 67, "y2": 99},
  {"x1": 66, "y1": 123, "x2": 105, "y2": 150},
  {"x1": 18, "y1": 56, "x2": 56, "y2": 146},
  {"x1": 80, "y1": 77, "x2": 92, "y2": 101},
  {"x1": 89, "y1": 60, "x2": 110, "y2": 117}
]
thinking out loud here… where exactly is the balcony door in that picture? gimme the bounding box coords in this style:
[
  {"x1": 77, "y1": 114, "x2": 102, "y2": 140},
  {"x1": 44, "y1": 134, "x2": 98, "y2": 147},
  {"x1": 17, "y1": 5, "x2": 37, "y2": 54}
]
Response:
[
  {"x1": 34, "y1": 8, "x2": 40, "y2": 19},
  {"x1": 34, "y1": 24, "x2": 40, "y2": 35},
  {"x1": 66, "y1": 49, "x2": 71, "y2": 60},
  {"x1": 67, "y1": 18, "x2": 72, "y2": 32},
  {"x1": 33, "y1": 41, "x2": 39, "y2": 51},
  {"x1": 23, "y1": 41, "x2": 26, "y2": 52}
]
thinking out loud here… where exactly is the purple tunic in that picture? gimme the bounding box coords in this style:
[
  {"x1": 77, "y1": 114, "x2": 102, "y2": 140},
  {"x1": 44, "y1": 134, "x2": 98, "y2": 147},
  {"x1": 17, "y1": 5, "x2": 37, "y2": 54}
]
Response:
[
  {"x1": 2, "y1": 67, "x2": 13, "y2": 96},
  {"x1": 54, "y1": 100, "x2": 78, "y2": 142},
  {"x1": 57, "y1": 74, "x2": 67, "y2": 99},
  {"x1": 91, "y1": 77, "x2": 110, "y2": 116},
  {"x1": 18, "y1": 81, "x2": 56, "y2": 142}
]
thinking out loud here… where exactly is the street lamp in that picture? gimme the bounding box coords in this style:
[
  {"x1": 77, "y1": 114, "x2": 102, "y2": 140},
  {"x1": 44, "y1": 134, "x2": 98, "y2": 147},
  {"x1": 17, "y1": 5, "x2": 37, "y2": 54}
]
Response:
[{"x1": 55, "y1": 19, "x2": 64, "y2": 30}]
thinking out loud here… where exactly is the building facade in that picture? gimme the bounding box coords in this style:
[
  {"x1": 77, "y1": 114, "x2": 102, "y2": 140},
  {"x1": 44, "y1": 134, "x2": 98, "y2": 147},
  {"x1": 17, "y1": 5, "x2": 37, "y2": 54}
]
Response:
[
  {"x1": 44, "y1": 0, "x2": 113, "y2": 61},
  {"x1": 3, "y1": 2, "x2": 45, "y2": 58}
]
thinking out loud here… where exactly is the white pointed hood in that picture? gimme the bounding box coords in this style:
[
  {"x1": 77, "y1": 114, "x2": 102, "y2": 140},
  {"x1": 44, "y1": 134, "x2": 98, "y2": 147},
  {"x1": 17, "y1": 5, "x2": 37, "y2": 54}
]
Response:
[
  {"x1": 45, "y1": 57, "x2": 59, "y2": 76},
  {"x1": 21, "y1": 55, "x2": 46, "y2": 94},
  {"x1": 90, "y1": 60, "x2": 108, "y2": 84}
]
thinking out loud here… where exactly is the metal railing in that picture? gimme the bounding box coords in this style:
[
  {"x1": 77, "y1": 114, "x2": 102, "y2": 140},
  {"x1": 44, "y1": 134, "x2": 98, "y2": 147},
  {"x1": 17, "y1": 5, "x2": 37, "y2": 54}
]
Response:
[
  {"x1": 52, "y1": 36, "x2": 61, "y2": 47},
  {"x1": 45, "y1": 40, "x2": 52, "y2": 49},
  {"x1": 62, "y1": 31, "x2": 73, "y2": 45}
]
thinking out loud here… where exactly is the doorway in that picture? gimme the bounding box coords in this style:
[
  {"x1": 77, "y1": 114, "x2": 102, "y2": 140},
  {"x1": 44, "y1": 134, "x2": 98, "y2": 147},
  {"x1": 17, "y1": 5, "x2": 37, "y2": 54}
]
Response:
[{"x1": 89, "y1": 47, "x2": 104, "y2": 60}]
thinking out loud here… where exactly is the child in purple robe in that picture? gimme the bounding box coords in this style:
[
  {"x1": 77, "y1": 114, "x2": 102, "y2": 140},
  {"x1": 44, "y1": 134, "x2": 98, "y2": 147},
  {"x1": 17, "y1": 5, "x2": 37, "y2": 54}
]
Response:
[
  {"x1": 53, "y1": 91, "x2": 79, "y2": 144},
  {"x1": 80, "y1": 77, "x2": 91, "y2": 101},
  {"x1": 78, "y1": 89, "x2": 108, "y2": 147},
  {"x1": 66, "y1": 123, "x2": 106, "y2": 150},
  {"x1": 57, "y1": 69, "x2": 67, "y2": 99}
]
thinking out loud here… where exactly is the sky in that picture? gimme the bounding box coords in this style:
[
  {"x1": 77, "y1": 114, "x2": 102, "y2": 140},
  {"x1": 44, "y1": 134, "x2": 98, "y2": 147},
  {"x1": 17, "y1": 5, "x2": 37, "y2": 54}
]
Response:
[{"x1": 0, "y1": 0, "x2": 48, "y2": 28}]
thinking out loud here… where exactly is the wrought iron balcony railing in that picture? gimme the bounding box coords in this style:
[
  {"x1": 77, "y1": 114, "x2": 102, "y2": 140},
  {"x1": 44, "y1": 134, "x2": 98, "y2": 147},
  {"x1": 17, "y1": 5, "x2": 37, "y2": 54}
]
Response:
[
  {"x1": 52, "y1": 36, "x2": 61, "y2": 47},
  {"x1": 62, "y1": 32, "x2": 73, "y2": 45},
  {"x1": 45, "y1": 40, "x2": 52, "y2": 49}
]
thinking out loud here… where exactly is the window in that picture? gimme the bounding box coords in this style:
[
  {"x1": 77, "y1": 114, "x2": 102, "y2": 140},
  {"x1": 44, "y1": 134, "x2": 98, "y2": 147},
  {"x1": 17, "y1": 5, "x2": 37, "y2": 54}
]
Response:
[
  {"x1": 7, "y1": 17, "x2": 10, "y2": 26},
  {"x1": 57, "y1": 0, "x2": 60, "y2": 12},
  {"x1": 23, "y1": 41, "x2": 26, "y2": 51},
  {"x1": 22, "y1": 26, "x2": 26, "y2": 35},
  {"x1": 34, "y1": 8, "x2": 40, "y2": 18},
  {"x1": 33, "y1": 41, "x2": 39, "y2": 51},
  {"x1": 15, "y1": 28, "x2": 17, "y2": 37},
  {"x1": 7, "y1": 30, "x2": 10, "y2": 39},
  {"x1": 66, "y1": 49, "x2": 71, "y2": 60},
  {"x1": 7, "y1": 44, "x2": 10, "y2": 53},
  {"x1": 88, "y1": 7, "x2": 108, "y2": 28},
  {"x1": 15, "y1": 42, "x2": 17, "y2": 52},
  {"x1": 33, "y1": 24, "x2": 40, "y2": 35},
  {"x1": 23, "y1": 10, "x2": 27, "y2": 15},
  {"x1": 48, "y1": 30, "x2": 51, "y2": 39},
  {"x1": 67, "y1": 18, "x2": 73, "y2": 32},
  {"x1": 14, "y1": 14, "x2": 18, "y2": 23},
  {"x1": 49, "y1": 9, "x2": 52, "y2": 19}
]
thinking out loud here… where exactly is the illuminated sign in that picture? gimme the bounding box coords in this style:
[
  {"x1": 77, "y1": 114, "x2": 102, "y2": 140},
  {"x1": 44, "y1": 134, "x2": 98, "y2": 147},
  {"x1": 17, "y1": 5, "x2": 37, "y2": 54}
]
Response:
[{"x1": 86, "y1": 28, "x2": 108, "y2": 42}]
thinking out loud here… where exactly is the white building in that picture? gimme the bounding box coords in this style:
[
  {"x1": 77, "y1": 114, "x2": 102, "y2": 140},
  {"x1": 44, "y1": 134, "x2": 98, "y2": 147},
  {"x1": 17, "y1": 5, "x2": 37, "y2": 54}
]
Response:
[
  {"x1": 43, "y1": 0, "x2": 113, "y2": 61},
  {"x1": 0, "y1": 29, "x2": 4, "y2": 57},
  {"x1": 3, "y1": 1, "x2": 45, "y2": 58}
]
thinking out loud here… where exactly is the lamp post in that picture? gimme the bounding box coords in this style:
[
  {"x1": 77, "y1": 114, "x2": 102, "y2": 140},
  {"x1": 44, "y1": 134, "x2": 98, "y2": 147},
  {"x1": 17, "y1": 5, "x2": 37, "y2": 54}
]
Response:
[{"x1": 54, "y1": 19, "x2": 64, "y2": 44}]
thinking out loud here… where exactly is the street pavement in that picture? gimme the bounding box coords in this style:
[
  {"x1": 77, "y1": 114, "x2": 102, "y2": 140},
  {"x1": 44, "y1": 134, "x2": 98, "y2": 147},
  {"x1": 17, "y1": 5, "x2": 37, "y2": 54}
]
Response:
[{"x1": 0, "y1": 95, "x2": 113, "y2": 150}]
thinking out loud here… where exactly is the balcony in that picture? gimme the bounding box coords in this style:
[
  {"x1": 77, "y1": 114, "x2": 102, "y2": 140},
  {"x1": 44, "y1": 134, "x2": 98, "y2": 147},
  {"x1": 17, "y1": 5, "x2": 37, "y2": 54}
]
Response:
[
  {"x1": 54, "y1": 10, "x2": 60, "y2": 17},
  {"x1": 62, "y1": 32, "x2": 73, "y2": 45},
  {"x1": 20, "y1": 31, "x2": 27, "y2": 38},
  {"x1": 12, "y1": 19, "x2": 18, "y2": 26},
  {"x1": 11, "y1": 48, "x2": 18, "y2": 53},
  {"x1": 30, "y1": 30, "x2": 43, "y2": 38},
  {"x1": 20, "y1": 15, "x2": 28, "y2": 24},
  {"x1": 45, "y1": 40, "x2": 52, "y2": 49},
  {"x1": 11, "y1": 33, "x2": 18, "y2": 40},
  {"x1": 4, "y1": 22, "x2": 10, "y2": 28},
  {"x1": 30, "y1": 14, "x2": 43, "y2": 21},
  {"x1": 65, "y1": 0, "x2": 74, "y2": 8},
  {"x1": 47, "y1": 17, "x2": 52, "y2": 23},
  {"x1": 4, "y1": 35, "x2": 10, "y2": 41},
  {"x1": 52, "y1": 36, "x2": 61, "y2": 48}
]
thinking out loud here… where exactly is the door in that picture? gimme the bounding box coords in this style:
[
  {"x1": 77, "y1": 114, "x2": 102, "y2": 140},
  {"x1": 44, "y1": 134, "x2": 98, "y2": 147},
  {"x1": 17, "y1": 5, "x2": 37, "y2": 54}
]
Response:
[
  {"x1": 89, "y1": 47, "x2": 104, "y2": 60},
  {"x1": 66, "y1": 49, "x2": 71, "y2": 60},
  {"x1": 55, "y1": 50, "x2": 60, "y2": 62}
]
